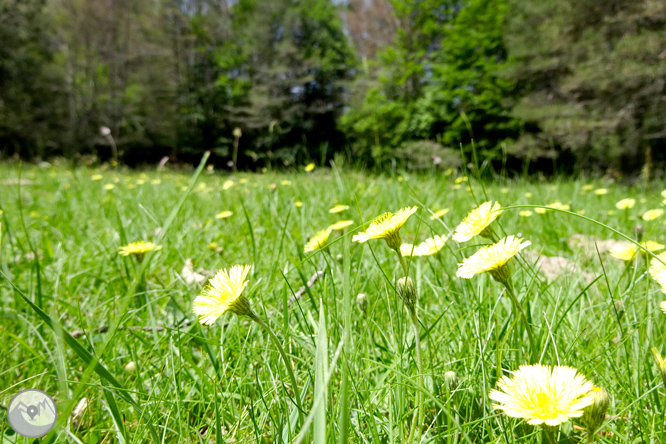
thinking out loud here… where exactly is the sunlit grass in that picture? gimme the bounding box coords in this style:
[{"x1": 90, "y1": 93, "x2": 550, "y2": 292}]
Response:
[{"x1": 1, "y1": 161, "x2": 666, "y2": 443}]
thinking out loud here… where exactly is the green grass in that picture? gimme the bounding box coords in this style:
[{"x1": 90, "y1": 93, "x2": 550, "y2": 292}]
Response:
[{"x1": 1, "y1": 160, "x2": 666, "y2": 443}]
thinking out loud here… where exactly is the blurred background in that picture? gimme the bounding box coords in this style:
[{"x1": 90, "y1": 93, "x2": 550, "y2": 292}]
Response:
[{"x1": 1, "y1": 0, "x2": 665, "y2": 173}]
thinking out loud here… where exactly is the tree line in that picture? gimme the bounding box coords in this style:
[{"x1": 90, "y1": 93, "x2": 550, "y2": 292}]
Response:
[{"x1": 1, "y1": 0, "x2": 665, "y2": 173}]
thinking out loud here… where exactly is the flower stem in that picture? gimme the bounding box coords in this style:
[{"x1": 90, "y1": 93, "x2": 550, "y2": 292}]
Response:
[
  {"x1": 503, "y1": 279, "x2": 538, "y2": 362},
  {"x1": 397, "y1": 250, "x2": 409, "y2": 277},
  {"x1": 410, "y1": 308, "x2": 424, "y2": 442},
  {"x1": 249, "y1": 312, "x2": 305, "y2": 427}
]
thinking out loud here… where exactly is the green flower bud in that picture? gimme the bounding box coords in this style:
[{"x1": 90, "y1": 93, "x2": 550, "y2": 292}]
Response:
[
  {"x1": 444, "y1": 370, "x2": 458, "y2": 393},
  {"x1": 356, "y1": 293, "x2": 368, "y2": 314},
  {"x1": 580, "y1": 386, "x2": 609, "y2": 437},
  {"x1": 397, "y1": 276, "x2": 417, "y2": 311}
]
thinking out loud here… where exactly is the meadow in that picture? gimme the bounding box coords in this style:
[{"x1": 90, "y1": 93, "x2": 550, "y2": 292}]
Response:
[{"x1": 1, "y1": 156, "x2": 666, "y2": 443}]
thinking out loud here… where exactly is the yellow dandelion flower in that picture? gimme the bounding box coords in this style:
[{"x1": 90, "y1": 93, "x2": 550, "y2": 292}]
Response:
[
  {"x1": 103, "y1": 184, "x2": 115, "y2": 190},
  {"x1": 304, "y1": 163, "x2": 315, "y2": 172},
  {"x1": 151, "y1": 179, "x2": 161, "y2": 185},
  {"x1": 456, "y1": 235, "x2": 530, "y2": 280},
  {"x1": 222, "y1": 180, "x2": 235, "y2": 190},
  {"x1": 453, "y1": 184, "x2": 461, "y2": 190},
  {"x1": 215, "y1": 211, "x2": 233, "y2": 219},
  {"x1": 281, "y1": 180, "x2": 292, "y2": 186},
  {"x1": 118, "y1": 241, "x2": 161, "y2": 261},
  {"x1": 661, "y1": 301, "x2": 666, "y2": 314},
  {"x1": 136, "y1": 179, "x2": 146, "y2": 185},
  {"x1": 612, "y1": 241, "x2": 663, "y2": 261},
  {"x1": 452, "y1": 201, "x2": 503, "y2": 243},
  {"x1": 535, "y1": 207, "x2": 547, "y2": 214},
  {"x1": 610, "y1": 243, "x2": 638, "y2": 262},
  {"x1": 642, "y1": 241, "x2": 665, "y2": 254},
  {"x1": 430, "y1": 208, "x2": 450, "y2": 220},
  {"x1": 328, "y1": 220, "x2": 353, "y2": 231},
  {"x1": 649, "y1": 252, "x2": 666, "y2": 279},
  {"x1": 519, "y1": 210, "x2": 533, "y2": 217},
  {"x1": 193, "y1": 265, "x2": 253, "y2": 324},
  {"x1": 525, "y1": 192, "x2": 533, "y2": 198},
  {"x1": 444, "y1": 168, "x2": 453, "y2": 176},
  {"x1": 294, "y1": 201, "x2": 303, "y2": 208},
  {"x1": 329, "y1": 204, "x2": 349, "y2": 214},
  {"x1": 616, "y1": 198, "x2": 635, "y2": 210},
  {"x1": 489, "y1": 364, "x2": 594, "y2": 426},
  {"x1": 547, "y1": 201, "x2": 570, "y2": 211},
  {"x1": 304, "y1": 228, "x2": 332, "y2": 253},
  {"x1": 581, "y1": 184, "x2": 594, "y2": 192},
  {"x1": 455, "y1": 176, "x2": 468, "y2": 184},
  {"x1": 594, "y1": 188, "x2": 608, "y2": 196},
  {"x1": 91, "y1": 174, "x2": 103, "y2": 181},
  {"x1": 406, "y1": 235, "x2": 447, "y2": 257},
  {"x1": 352, "y1": 206, "x2": 418, "y2": 251},
  {"x1": 643, "y1": 209, "x2": 664, "y2": 221},
  {"x1": 400, "y1": 243, "x2": 417, "y2": 257}
]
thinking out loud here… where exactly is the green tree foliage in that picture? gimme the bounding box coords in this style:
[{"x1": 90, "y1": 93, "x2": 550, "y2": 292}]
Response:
[
  {"x1": 228, "y1": 0, "x2": 355, "y2": 166},
  {"x1": 0, "y1": 0, "x2": 66, "y2": 157},
  {"x1": 342, "y1": 0, "x2": 519, "y2": 168},
  {"x1": 0, "y1": 0, "x2": 354, "y2": 167},
  {"x1": 503, "y1": 0, "x2": 666, "y2": 172}
]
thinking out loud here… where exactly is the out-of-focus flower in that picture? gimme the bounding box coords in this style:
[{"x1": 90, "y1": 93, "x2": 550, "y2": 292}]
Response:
[
  {"x1": 615, "y1": 198, "x2": 636, "y2": 210},
  {"x1": 430, "y1": 208, "x2": 450, "y2": 220},
  {"x1": 304, "y1": 163, "x2": 315, "y2": 172},
  {"x1": 304, "y1": 228, "x2": 332, "y2": 253},
  {"x1": 643, "y1": 209, "x2": 664, "y2": 221},
  {"x1": 118, "y1": 241, "x2": 161, "y2": 261},
  {"x1": 215, "y1": 211, "x2": 233, "y2": 219},
  {"x1": 452, "y1": 201, "x2": 502, "y2": 242},
  {"x1": 328, "y1": 220, "x2": 354, "y2": 231},
  {"x1": 329, "y1": 204, "x2": 349, "y2": 214},
  {"x1": 519, "y1": 210, "x2": 533, "y2": 217}
]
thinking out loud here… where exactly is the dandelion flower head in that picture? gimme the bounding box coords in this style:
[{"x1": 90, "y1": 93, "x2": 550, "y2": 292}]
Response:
[
  {"x1": 456, "y1": 235, "x2": 530, "y2": 280},
  {"x1": 594, "y1": 188, "x2": 608, "y2": 196},
  {"x1": 328, "y1": 220, "x2": 354, "y2": 231},
  {"x1": 452, "y1": 201, "x2": 503, "y2": 243},
  {"x1": 304, "y1": 163, "x2": 315, "y2": 172},
  {"x1": 401, "y1": 235, "x2": 447, "y2": 257},
  {"x1": 193, "y1": 265, "x2": 253, "y2": 324},
  {"x1": 519, "y1": 210, "x2": 533, "y2": 217},
  {"x1": 643, "y1": 209, "x2": 664, "y2": 221},
  {"x1": 329, "y1": 204, "x2": 349, "y2": 214},
  {"x1": 215, "y1": 211, "x2": 233, "y2": 219},
  {"x1": 118, "y1": 241, "x2": 162, "y2": 258},
  {"x1": 616, "y1": 198, "x2": 636, "y2": 210},
  {"x1": 489, "y1": 364, "x2": 594, "y2": 426},
  {"x1": 430, "y1": 208, "x2": 450, "y2": 220},
  {"x1": 352, "y1": 206, "x2": 418, "y2": 251},
  {"x1": 661, "y1": 301, "x2": 666, "y2": 315},
  {"x1": 304, "y1": 228, "x2": 332, "y2": 253}
]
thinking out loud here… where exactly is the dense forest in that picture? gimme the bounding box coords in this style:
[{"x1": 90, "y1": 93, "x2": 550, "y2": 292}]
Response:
[{"x1": 1, "y1": 0, "x2": 665, "y2": 172}]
